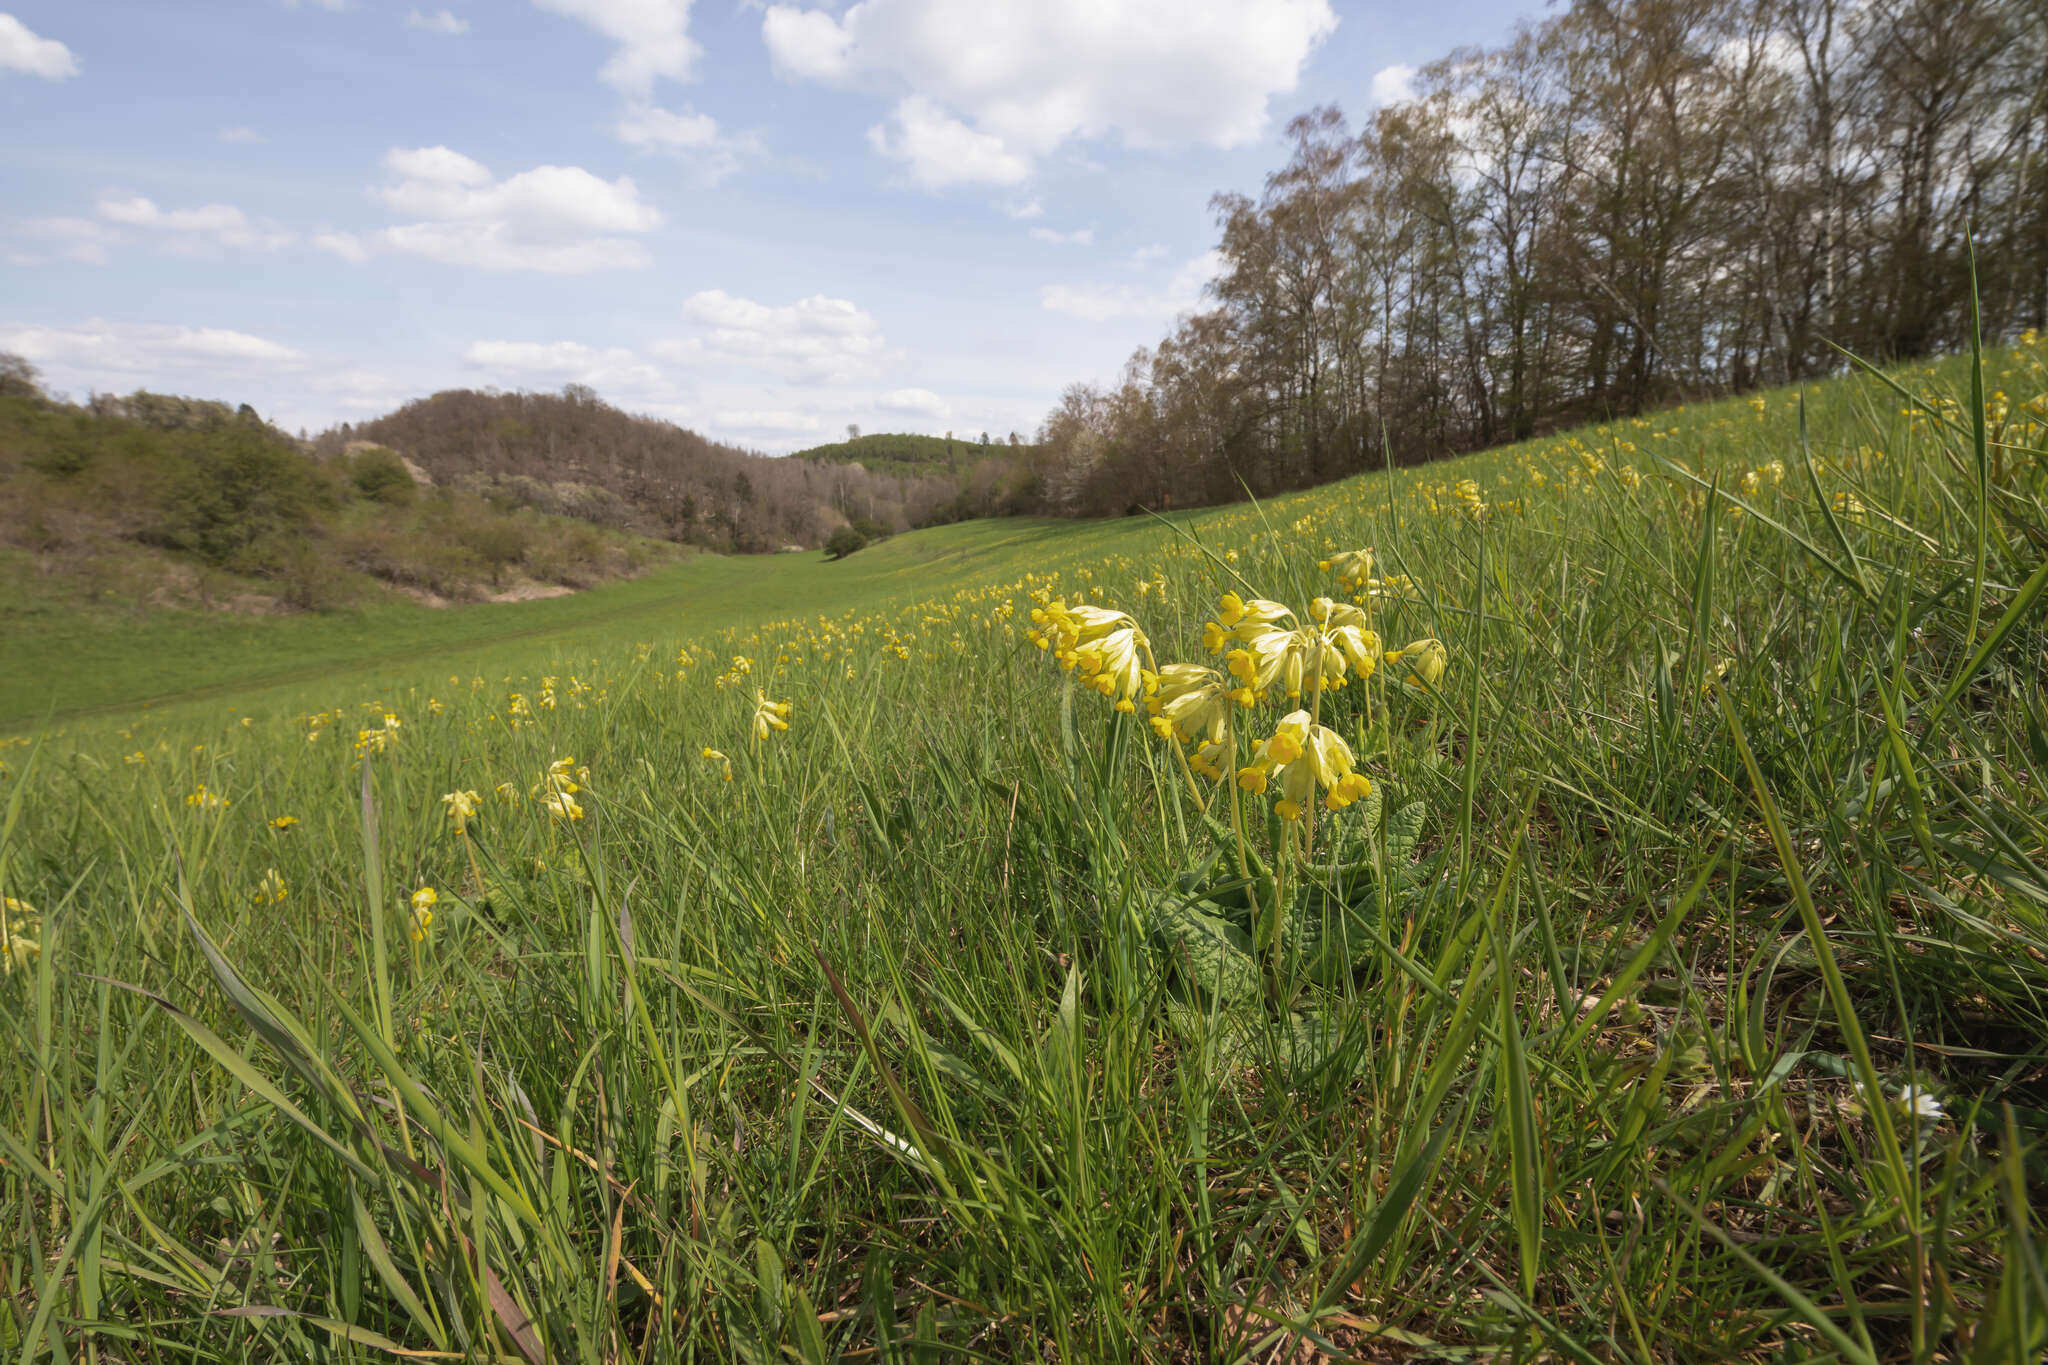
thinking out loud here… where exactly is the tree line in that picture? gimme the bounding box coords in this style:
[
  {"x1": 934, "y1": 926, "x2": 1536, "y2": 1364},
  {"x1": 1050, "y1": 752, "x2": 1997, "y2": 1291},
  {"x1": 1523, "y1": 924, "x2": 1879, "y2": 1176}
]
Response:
[{"x1": 1022, "y1": 0, "x2": 2047, "y2": 516}]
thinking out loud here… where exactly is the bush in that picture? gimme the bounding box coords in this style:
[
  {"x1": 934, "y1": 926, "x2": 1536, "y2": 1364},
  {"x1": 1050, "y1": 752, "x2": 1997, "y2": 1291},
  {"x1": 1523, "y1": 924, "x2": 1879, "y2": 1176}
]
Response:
[
  {"x1": 149, "y1": 426, "x2": 333, "y2": 569},
  {"x1": 825, "y1": 526, "x2": 868, "y2": 560},
  {"x1": 347, "y1": 447, "x2": 417, "y2": 505}
]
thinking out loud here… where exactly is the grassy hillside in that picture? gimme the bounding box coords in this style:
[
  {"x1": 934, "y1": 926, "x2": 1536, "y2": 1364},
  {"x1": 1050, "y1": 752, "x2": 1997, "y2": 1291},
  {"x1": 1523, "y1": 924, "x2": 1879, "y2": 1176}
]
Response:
[{"x1": 2, "y1": 339, "x2": 2045, "y2": 1359}]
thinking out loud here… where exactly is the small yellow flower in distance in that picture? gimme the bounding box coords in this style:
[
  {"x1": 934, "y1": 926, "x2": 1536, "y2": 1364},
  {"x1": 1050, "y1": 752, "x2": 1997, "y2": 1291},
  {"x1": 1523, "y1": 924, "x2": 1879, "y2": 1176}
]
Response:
[
  {"x1": 1384, "y1": 639, "x2": 1449, "y2": 689},
  {"x1": 752, "y1": 690, "x2": 793, "y2": 741},
  {"x1": 441, "y1": 790, "x2": 481, "y2": 830},
  {"x1": 269, "y1": 814, "x2": 299, "y2": 831},
  {"x1": 184, "y1": 784, "x2": 229, "y2": 811},
  {"x1": 701, "y1": 747, "x2": 734, "y2": 781},
  {"x1": 409, "y1": 887, "x2": 437, "y2": 941},
  {"x1": 1321, "y1": 548, "x2": 1375, "y2": 594},
  {"x1": 253, "y1": 869, "x2": 288, "y2": 905},
  {"x1": 3, "y1": 898, "x2": 41, "y2": 974}
]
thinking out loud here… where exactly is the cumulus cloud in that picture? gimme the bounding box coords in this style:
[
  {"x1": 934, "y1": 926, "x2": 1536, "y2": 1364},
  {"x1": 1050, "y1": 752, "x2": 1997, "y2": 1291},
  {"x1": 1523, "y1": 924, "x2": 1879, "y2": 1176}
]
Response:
[
  {"x1": 1030, "y1": 226, "x2": 1093, "y2": 247},
  {"x1": 669, "y1": 289, "x2": 885, "y2": 381},
  {"x1": 96, "y1": 194, "x2": 298, "y2": 253},
  {"x1": 0, "y1": 319, "x2": 305, "y2": 378},
  {"x1": 4, "y1": 216, "x2": 120, "y2": 266},
  {"x1": 0, "y1": 13, "x2": 79, "y2": 79},
  {"x1": 762, "y1": 0, "x2": 1337, "y2": 189},
  {"x1": 219, "y1": 125, "x2": 265, "y2": 144},
  {"x1": 464, "y1": 338, "x2": 665, "y2": 391},
  {"x1": 532, "y1": 0, "x2": 698, "y2": 96},
  {"x1": 876, "y1": 386, "x2": 948, "y2": 418},
  {"x1": 370, "y1": 145, "x2": 662, "y2": 272},
  {"x1": 1000, "y1": 197, "x2": 1044, "y2": 220},
  {"x1": 615, "y1": 103, "x2": 757, "y2": 184},
  {"x1": 866, "y1": 95, "x2": 1032, "y2": 189},
  {"x1": 1369, "y1": 62, "x2": 1416, "y2": 107},
  {"x1": 1039, "y1": 249, "x2": 1222, "y2": 323},
  {"x1": 311, "y1": 230, "x2": 368, "y2": 263},
  {"x1": 406, "y1": 8, "x2": 469, "y2": 34}
]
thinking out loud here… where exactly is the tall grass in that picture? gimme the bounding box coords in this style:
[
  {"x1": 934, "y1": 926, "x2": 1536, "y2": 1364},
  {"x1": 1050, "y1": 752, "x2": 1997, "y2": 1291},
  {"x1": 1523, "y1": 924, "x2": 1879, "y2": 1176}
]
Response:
[{"x1": 2, "y1": 332, "x2": 2045, "y2": 1361}]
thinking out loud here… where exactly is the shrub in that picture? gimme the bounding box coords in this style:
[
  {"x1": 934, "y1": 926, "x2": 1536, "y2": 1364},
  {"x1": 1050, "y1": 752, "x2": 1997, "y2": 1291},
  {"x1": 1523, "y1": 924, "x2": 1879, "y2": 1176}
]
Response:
[
  {"x1": 347, "y1": 447, "x2": 417, "y2": 505},
  {"x1": 825, "y1": 526, "x2": 867, "y2": 560}
]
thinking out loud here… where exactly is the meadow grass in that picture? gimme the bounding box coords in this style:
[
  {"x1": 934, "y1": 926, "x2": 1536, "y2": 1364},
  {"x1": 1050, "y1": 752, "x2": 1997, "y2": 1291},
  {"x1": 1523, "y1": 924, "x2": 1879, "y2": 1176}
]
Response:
[{"x1": 2, "y1": 335, "x2": 2046, "y2": 1362}]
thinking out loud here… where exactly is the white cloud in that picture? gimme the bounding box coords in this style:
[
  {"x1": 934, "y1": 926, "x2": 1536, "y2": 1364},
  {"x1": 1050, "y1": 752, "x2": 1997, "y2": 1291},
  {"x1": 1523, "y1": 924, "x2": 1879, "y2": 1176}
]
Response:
[
  {"x1": 1000, "y1": 197, "x2": 1044, "y2": 220},
  {"x1": 283, "y1": 0, "x2": 349, "y2": 10},
  {"x1": 1039, "y1": 249, "x2": 1221, "y2": 322},
  {"x1": 866, "y1": 95, "x2": 1031, "y2": 189},
  {"x1": 5, "y1": 216, "x2": 119, "y2": 266},
  {"x1": 672, "y1": 289, "x2": 885, "y2": 381},
  {"x1": 370, "y1": 146, "x2": 662, "y2": 272},
  {"x1": 713, "y1": 409, "x2": 821, "y2": 435},
  {"x1": 532, "y1": 0, "x2": 698, "y2": 96},
  {"x1": 219, "y1": 125, "x2": 266, "y2": 144},
  {"x1": 876, "y1": 386, "x2": 948, "y2": 418},
  {"x1": 0, "y1": 319, "x2": 305, "y2": 377},
  {"x1": 1368, "y1": 62, "x2": 1416, "y2": 107},
  {"x1": 0, "y1": 13, "x2": 79, "y2": 79},
  {"x1": 96, "y1": 194, "x2": 298, "y2": 253},
  {"x1": 1030, "y1": 226, "x2": 1094, "y2": 247},
  {"x1": 311, "y1": 230, "x2": 368, "y2": 263},
  {"x1": 615, "y1": 102, "x2": 756, "y2": 183},
  {"x1": 763, "y1": 0, "x2": 1337, "y2": 189},
  {"x1": 464, "y1": 339, "x2": 665, "y2": 391},
  {"x1": 406, "y1": 8, "x2": 469, "y2": 35},
  {"x1": 1128, "y1": 243, "x2": 1169, "y2": 266}
]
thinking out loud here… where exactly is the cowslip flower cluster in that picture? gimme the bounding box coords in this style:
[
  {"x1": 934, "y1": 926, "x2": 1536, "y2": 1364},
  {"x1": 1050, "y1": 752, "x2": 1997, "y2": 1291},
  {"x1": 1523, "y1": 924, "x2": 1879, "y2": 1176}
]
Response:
[
  {"x1": 409, "y1": 887, "x2": 437, "y2": 941},
  {"x1": 701, "y1": 747, "x2": 734, "y2": 781},
  {"x1": 185, "y1": 784, "x2": 229, "y2": 812},
  {"x1": 752, "y1": 691, "x2": 793, "y2": 741},
  {"x1": 1028, "y1": 598, "x2": 1154, "y2": 713},
  {"x1": 532, "y1": 757, "x2": 586, "y2": 822},
  {"x1": 441, "y1": 789, "x2": 481, "y2": 831},
  {"x1": 1235, "y1": 711, "x2": 1373, "y2": 821},
  {"x1": 3, "y1": 898, "x2": 40, "y2": 974},
  {"x1": 252, "y1": 869, "x2": 288, "y2": 906}
]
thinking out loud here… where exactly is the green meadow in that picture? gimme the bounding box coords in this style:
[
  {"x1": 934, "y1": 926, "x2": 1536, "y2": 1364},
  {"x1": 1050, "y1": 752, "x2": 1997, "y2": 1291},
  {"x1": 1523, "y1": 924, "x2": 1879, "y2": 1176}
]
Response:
[{"x1": 3, "y1": 337, "x2": 2046, "y2": 1361}]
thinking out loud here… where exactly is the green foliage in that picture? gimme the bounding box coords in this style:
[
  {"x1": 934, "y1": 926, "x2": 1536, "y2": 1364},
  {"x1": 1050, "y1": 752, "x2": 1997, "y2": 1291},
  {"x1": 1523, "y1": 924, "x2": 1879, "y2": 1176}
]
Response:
[
  {"x1": 794, "y1": 431, "x2": 1027, "y2": 479},
  {"x1": 344, "y1": 446, "x2": 416, "y2": 505},
  {"x1": 824, "y1": 525, "x2": 868, "y2": 560}
]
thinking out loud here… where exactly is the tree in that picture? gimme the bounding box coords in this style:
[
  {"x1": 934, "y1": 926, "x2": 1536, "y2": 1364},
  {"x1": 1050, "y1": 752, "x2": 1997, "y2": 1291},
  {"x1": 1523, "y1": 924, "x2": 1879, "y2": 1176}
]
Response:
[
  {"x1": 0, "y1": 352, "x2": 42, "y2": 399},
  {"x1": 847, "y1": 423, "x2": 861, "y2": 441},
  {"x1": 825, "y1": 526, "x2": 867, "y2": 559}
]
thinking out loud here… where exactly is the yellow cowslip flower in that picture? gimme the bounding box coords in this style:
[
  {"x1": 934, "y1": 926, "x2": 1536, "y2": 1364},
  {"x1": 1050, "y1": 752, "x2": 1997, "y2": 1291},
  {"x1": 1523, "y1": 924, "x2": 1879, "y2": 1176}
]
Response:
[
  {"x1": 1384, "y1": 639, "x2": 1449, "y2": 690},
  {"x1": 702, "y1": 747, "x2": 734, "y2": 781},
  {"x1": 752, "y1": 690, "x2": 793, "y2": 741},
  {"x1": 269, "y1": 814, "x2": 299, "y2": 831},
  {"x1": 495, "y1": 781, "x2": 521, "y2": 804},
  {"x1": 3, "y1": 898, "x2": 40, "y2": 974},
  {"x1": 1319, "y1": 548, "x2": 1374, "y2": 595},
  {"x1": 541, "y1": 790, "x2": 584, "y2": 823},
  {"x1": 252, "y1": 869, "x2": 288, "y2": 906},
  {"x1": 1310, "y1": 600, "x2": 1383, "y2": 681},
  {"x1": 409, "y1": 887, "x2": 437, "y2": 941},
  {"x1": 442, "y1": 790, "x2": 481, "y2": 830},
  {"x1": 1215, "y1": 592, "x2": 1292, "y2": 637},
  {"x1": 1074, "y1": 621, "x2": 1149, "y2": 713},
  {"x1": 185, "y1": 784, "x2": 229, "y2": 811},
  {"x1": 532, "y1": 757, "x2": 587, "y2": 799},
  {"x1": 1236, "y1": 711, "x2": 1372, "y2": 819},
  {"x1": 1149, "y1": 664, "x2": 1232, "y2": 744},
  {"x1": 123, "y1": 751, "x2": 148, "y2": 765}
]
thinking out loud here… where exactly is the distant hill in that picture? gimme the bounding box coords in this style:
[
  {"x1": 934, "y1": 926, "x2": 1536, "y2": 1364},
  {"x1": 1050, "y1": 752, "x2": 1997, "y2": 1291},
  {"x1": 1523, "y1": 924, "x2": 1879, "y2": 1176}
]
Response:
[
  {"x1": 793, "y1": 432, "x2": 1034, "y2": 481},
  {"x1": 334, "y1": 389, "x2": 963, "y2": 553}
]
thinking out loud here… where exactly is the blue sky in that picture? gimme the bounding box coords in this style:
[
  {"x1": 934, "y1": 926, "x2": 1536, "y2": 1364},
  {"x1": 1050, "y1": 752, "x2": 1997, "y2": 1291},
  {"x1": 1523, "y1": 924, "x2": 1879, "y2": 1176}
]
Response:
[{"x1": 1, "y1": 0, "x2": 1542, "y2": 451}]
